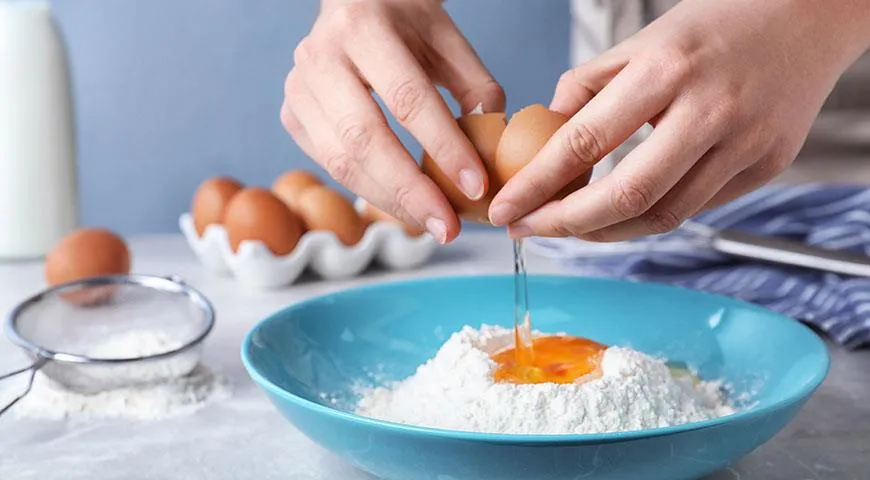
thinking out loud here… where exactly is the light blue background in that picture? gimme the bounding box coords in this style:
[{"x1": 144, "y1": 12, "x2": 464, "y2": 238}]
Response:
[{"x1": 51, "y1": 0, "x2": 572, "y2": 235}]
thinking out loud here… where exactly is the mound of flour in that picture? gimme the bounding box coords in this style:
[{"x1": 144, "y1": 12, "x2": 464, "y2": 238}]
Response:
[{"x1": 355, "y1": 325, "x2": 734, "y2": 435}]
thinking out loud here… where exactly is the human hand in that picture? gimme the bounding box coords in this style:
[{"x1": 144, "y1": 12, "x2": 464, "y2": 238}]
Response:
[
  {"x1": 281, "y1": 0, "x2": 504, "y2": 244},
  {"x1": 489, "y1": 0, "x2": 870, "y2": 242}
]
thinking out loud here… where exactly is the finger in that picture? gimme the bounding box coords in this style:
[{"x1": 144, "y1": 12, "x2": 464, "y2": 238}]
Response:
[
  {"x1": 425, "y1": 10, "x2": 506, "y2": 113},
  {"x1": 285, "y1": 71, "x2": 455, "y2": 243},
  {"x1": 491, "y1": 63, "x2": 692, "y2": 228},
  {"x1": 505, "y1": 104, "x2": 720, "y2": 238},
  {"x1": 549, "y1": 54, "x2": 629, "y2": 116},
  {"x1": 281, "y1": 71, "x2": 318, "y2": 158},
  {"x1": 341, "y1": 23, "x2": 489, "y2": 202},
  {"x1": 579, "y1": 145, "x2": 746, "y2": 241},
  {"x1": 702, "y1": 152, "x2": 788, "y2": 211},
  {"x1": 294, "y1": 46, "x2": 460, "y2": 243},
  {"x1": 280, "y1": 100, "x2": 316, "y2": 159}
]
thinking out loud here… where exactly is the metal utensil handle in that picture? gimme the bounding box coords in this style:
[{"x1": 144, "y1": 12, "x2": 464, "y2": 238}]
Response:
[
  {"x1": 711, "y1": 229, "x2": 870, "y2": 277},
  {"x1": 0, "y1": 358, "x2": 47, "y2": 417}
]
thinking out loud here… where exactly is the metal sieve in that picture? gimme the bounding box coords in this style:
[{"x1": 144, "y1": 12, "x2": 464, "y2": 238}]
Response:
[{"x1": 0, "y1": 274, "x2": 215, "y2": 416}]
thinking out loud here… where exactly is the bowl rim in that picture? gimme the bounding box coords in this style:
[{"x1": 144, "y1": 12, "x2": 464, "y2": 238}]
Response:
[{"x1": 241, "y1": 274, "x2": 831, "y2": 444}]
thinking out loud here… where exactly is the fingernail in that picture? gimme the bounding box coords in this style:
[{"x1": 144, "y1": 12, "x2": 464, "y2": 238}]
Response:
[
  {"x1": 508, "y1": 223, "x2": 532, "y2": 239},
  {"x1": 489, "y1": 203, "x2": 517, "y2": 226},
  {"x1": 458, "y1": 169, "x2": 484, "y2": 201},
  {"x1": 425, "y1": 217, "x2": 447, "y2": 244}
]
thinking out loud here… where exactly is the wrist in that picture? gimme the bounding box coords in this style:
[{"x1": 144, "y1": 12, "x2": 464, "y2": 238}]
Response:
[{"x1": 788, "y1": 0, "x2": 870, "y2": 69}]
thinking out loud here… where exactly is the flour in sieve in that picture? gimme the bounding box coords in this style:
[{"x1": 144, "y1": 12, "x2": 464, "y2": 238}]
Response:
[
  {"x1": 355, "y1": 325, "x2": 735, "y2": 435},
  {"x1": 1, "y1": 330, "x2": 230, "y2": 420}
]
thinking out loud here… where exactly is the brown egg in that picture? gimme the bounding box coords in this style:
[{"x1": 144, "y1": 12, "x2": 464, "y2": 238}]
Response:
[
  {"x1": 421, "y1": 112, "x2": 506, "y2": 223},
  {"x1": 421, "y1": 105, "x2": 592, "y2": 226},
  {"x1": 295, "y1": 186, "x2": 366, "y2": 246},
  {"x1": 223, "y1": 188, "x2": 304, "y2": 255},
  {"x1": 495, "y1": 104, "x2": 592, "y2": 198},
  {"x1": 360, "y1": 200, "x2": 425, "y2": 237},
  {"x1": 45, "y1": 228, "x2": 131, "y2": 306},
  {"x1": 272, "y1": 170, "x2": 323, "y2": 212},
  {"x1": 191, "y1": 176, "x2": 244, "y2": 236}
]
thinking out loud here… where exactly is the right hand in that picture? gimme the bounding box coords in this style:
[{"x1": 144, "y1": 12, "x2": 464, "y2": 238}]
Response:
[{"x1": 282, "y1": 0, "x2": 504, "y2": 244}]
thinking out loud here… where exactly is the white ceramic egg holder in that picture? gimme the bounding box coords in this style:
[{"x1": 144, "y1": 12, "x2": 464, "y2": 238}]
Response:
[{"x1": 179, "y1": 198, "x2": 438, "y2": 288}]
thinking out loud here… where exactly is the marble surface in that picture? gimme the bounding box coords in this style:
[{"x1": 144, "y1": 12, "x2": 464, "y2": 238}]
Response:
[{"x1": 0, "y1": 232, "x2": 867, "y2": 480}]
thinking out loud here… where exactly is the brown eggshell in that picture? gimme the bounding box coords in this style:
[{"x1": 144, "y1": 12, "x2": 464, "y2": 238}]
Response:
[
  {"x1": 191, "y1": 176, "x2": 244, "y2": 236},
  {"x1": 45, "y1": 228, "x2": 131, "y2": 306},
  {"x1": 272, "y1": 170, "x2": 323, "y2": 212},
  {"x1": 360, "y1": 201, "x2": 425, "y2": 237},
  {"x1": 295, "y1": 186, "x2": 367, "y2": 246},
  {"x1": 224, "y1": 188, "x2": 304, "y2": 255},
  {"x1": 495, "y1": 104, "x2": 592, "y2": 198},
  {"x1": 421, "y1": 112, "x2": 507, "y2": 223}
]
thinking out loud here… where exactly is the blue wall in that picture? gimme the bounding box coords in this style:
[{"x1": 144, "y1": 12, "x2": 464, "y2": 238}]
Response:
[{"x1": 52, "y1": 0, "x2": 572, "y2": 235}]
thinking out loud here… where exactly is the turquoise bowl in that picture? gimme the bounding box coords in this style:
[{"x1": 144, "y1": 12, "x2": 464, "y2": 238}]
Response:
[{"x1": 241, "y1": 275, "x2": 829, "y2": 480}]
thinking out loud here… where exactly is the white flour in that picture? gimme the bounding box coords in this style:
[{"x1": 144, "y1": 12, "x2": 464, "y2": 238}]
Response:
[
  {"x1": 355, "y1": 325, "x2": 734, "y2": 435},
  {"x1": 1, "y1": 330, "x2": 230, "y2": 421}
]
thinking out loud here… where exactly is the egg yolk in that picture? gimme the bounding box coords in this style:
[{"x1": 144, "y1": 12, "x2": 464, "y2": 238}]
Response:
[{"x1": 491, "y1": 335, "x2": 607, "y2": 384}]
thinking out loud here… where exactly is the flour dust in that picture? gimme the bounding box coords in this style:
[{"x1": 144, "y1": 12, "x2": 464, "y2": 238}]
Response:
[{"x1": 0, "y1": 330, "x2": 230, "y2": 421}]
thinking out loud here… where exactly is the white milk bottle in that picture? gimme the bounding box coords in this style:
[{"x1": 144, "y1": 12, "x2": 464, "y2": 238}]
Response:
[{"x1": 0, "y1": 0, "x2": 78, "y2": 260}]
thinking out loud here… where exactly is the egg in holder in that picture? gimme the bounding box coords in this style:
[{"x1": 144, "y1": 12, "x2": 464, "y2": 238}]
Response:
[{"x1": 179, "y1": 197, "x2": 438, "y2": 288}]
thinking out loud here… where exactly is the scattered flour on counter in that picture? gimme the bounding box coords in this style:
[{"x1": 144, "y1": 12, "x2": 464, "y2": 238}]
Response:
[
  {"x1": 355, "y1": 325, "x2": 735, "y2": 435},
  {"x1": 1, "y1": 330, "x2": 231, "y2": 421}
]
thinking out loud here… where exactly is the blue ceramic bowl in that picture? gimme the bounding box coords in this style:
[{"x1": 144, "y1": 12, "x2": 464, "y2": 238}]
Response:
[{"x1": 242, "y1": 275, "x2": 829, "y2": 480}]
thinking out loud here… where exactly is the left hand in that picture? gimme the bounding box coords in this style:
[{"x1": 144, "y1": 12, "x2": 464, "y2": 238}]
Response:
[{"x1": 488, "y1": 0, "x2": 870, "y2": 242}]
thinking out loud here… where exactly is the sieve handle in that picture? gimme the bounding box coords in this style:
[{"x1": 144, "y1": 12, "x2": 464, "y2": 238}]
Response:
[{"x1": 0, "y1": 358, "x2": 47, "y2": 417}]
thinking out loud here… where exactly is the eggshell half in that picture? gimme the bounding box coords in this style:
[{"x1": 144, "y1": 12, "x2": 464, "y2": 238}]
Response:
[
  {"x1": 494, "y1": 104, "x2": 592, "y2": 200},
  {"x1": 421, "y1": 112, "x2": 507, "y2": 223},
  {"x1": 224, "y1": 188, "x2": 304, "y2": 255},
  {"x1": 495, "y1": 104, "x2": 592, "y2": 197}
]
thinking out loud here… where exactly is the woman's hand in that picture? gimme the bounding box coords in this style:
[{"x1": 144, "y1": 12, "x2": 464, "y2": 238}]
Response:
[
  {"x1": 282, "y1": 0, "x2": 504, "y2": 244},
  {"x1": 489, "y1": 0, "x2": 870, "y2": 242}
]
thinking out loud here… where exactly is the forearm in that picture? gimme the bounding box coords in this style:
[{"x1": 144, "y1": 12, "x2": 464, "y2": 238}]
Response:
[{"x1": 799, "y1": 0, "x2": 870, "y2": 68}]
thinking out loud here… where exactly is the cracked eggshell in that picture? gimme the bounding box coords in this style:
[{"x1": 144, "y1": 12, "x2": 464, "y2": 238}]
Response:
[
  {"x1": 421, "y1": 109, "x2": 506, "y2": 224},
  {"x1": 495, "y1": 104, "x2": 593, "y2": 198}
]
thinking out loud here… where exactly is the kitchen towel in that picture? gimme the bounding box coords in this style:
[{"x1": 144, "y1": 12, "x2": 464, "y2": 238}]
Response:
[{"x1": 529, "y1": 183, "x2": 870, "y2": 349}]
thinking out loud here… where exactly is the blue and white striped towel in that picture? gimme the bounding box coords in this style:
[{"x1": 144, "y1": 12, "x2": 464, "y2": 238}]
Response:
[{"x1": 529, "y1": 184, "x2": 870, "y2": 349}]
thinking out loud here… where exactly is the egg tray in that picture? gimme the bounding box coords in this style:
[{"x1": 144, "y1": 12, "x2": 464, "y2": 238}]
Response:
[{"x1": 179, "y1": 198, "x2": 438, "y2": 288}]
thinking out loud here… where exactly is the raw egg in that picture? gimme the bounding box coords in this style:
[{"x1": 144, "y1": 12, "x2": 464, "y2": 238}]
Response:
[
  {"x1": 295, "y1": 186, "x2": 366, "y2": 246},
  {"x1": 421, "y1": 112, "x2": 506, "y2": 223},
  {"x1": 45, "y1": 228, "x2": 131, "y2": 306},
  {"x1": 191, "y1": 176, "x2": 244, "y2": 236},
  {"x1": 360, "y1": 200, "x2": 425, "y2": 237},
  {"x1": 224, "y1": 187, "x2": 304, "y2": 255},
  {"x1": 421, "y1": 104, "x2": 592, "y2": 224},
  {"x1": 272, "y1": 170, "x2": 323, "y2": 212},
  {"x1": 491, "y1": 335, "x2": 607, "y2": 385}
]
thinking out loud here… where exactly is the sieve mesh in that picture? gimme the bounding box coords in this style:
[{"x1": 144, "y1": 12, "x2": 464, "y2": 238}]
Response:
[{"x1": 3, "y1": 275, "x2": 214, "y2": 395}]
